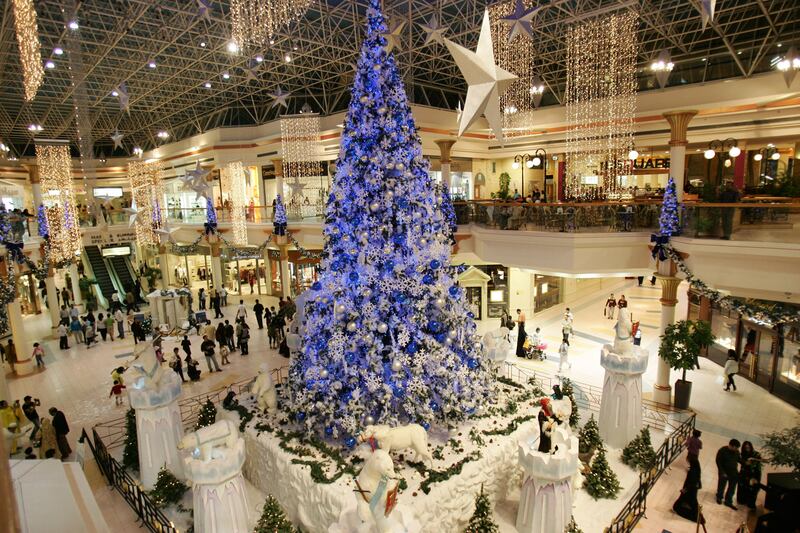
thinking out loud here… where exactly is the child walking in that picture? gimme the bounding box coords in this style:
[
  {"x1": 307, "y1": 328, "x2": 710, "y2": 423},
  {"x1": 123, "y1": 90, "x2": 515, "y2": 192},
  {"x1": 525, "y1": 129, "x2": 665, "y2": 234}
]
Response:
[
  {"x1": 220, "y1": 344, "x2": 231, "y2": 365},
  {"x1": 109, "y1": 380, "x2": 127, "y2": 406}
]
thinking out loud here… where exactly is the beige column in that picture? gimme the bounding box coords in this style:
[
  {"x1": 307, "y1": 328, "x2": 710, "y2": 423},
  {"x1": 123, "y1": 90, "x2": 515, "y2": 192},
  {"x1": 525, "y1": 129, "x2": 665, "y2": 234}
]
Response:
[
  {"x1": 653, "y1": 259, "x2": 682, "y2": 405},
  {"x1": 158, "y1": 245, "x2": 171, "y2": 289},
  {"x1": 68, "y1": 262, "x2": 82, "y2": 307},
  {"x1": 435, "y1": 139, "x2": 457, "y2": 190},
  {"x1": 278, "y1": 245, "x2": 292, "y2": 298},
  {"x1": 272, "y1": 158, "x2": 284, "y2": 203},
  {"x1": 26, "y1": 164, "x2": 43, "y2": 207},
  {"x1": 209, "y1": 242, "x2": 223, "y2": 291},
  {"x1": 262, "y1": 246, "x2": 274, "y2": 296},
  {"x1": 8, "y1": 300, "x2": 33, "y2": 376},
  {"x1": 45, "y1": 272, "x2": 60, "y2": 328},
  {"x1": 663, "y1": 111, "x2": 697, "y2": 203}
]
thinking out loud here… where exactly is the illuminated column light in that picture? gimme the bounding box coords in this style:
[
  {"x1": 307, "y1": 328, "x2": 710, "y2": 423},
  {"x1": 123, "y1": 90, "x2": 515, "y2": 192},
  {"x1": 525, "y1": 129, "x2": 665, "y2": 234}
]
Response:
[
  {"x1": 230, "y1": 0, "x2": 312, "y2": 49},
  {"x1": 11, "y1": 0, "x2": 44, "y2": 101},
  {"x1": 128, "y1": 160, "x2": 165, "y2": 248},
  {"x1": 223, "y1": 161, "x2": 249, "y2": 245},
  {"x1": 565, "y1": 12, "x2": 638, "y2": 199},
  {"x1": 36, "y1": 144, "x2": 81, "y2": 262},
  {"x1": 280, "y1": 113, "x2": 322, "y2": 201}
]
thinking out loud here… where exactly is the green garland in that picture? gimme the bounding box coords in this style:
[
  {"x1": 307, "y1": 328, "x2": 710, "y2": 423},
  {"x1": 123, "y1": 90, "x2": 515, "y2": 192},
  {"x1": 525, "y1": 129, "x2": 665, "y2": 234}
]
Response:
[
  {"x1": 122, "y1": 408, "x2": 139, "y2": 471},
  {"x1": 665, "y1": 244, "x2": 800, "y2": 325},
  {"x1": 482, "y1": 414, "x2": 536, "y2": 436},
  {"x1": 287, "y1": 233, "x2": 324, "y2": 259}
]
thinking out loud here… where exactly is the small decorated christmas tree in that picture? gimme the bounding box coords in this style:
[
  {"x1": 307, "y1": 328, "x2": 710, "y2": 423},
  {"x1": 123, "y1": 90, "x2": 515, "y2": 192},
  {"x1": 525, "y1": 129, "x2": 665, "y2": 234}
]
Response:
[
  {"x1": 273, "y1": 194, "x2": 287, "y2": 236},
  {"x1": 195, "y1": 399, "x2": 217, "y2": 430},
  {"x1": 254, "y1": 495, "x2": 295, "y2": 533},
  {"x1": 621, "y1": 426, "x2": 656, "y2": 471},
  {"x1": 585, "y1": 445, "x2": 621, "y2": 499},
  {"x1": 578, "y1": 414, "x2": 602, "y2": 454},
  {"x1": 149, "y1": 466, "x2": 188, "y2": 508},
  {"x1": 560, "y1": 378, "x2": 580, "y2": 428},
  {"x1": 658, "y1": 176, "x2": 680, "y2": 237},
  {"x1": 464, "y1": 485, "x2": 499, "y2": 533},
  {"x1": 122, "y1": 408, "x2": 139, "y2": 471},
  {"x1": 564, "y1": 516, "x2": 583, "y2": 533}
]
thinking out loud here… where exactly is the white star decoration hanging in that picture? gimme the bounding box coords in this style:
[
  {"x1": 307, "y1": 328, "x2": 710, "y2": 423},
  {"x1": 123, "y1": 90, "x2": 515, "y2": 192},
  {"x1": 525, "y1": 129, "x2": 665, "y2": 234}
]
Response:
[
  {"x1": 180, "y1": 161, "x2": 213, "y2": 200},
  {"x1": 456, "y1": 100, "x2": 463, "y2": 123},
  {"x1": 444, "y1": 9, "x2": 517, "y2": 145},
  {"x1": 154, "y1": 223, "x2": 178, "y2": 242},
  {"x1": 500, "y1": 0, "x2": 541, "y2": 42},
  {"x1": 115, "y1": 82, "x2": 129, "y2": 112},
  {"x1": 418, "y1": 15, "x2": 446, "y2": 46},
  {"x1": 287, "y1": 178, "x2": 305, "y2": 199},
  {"x1": 700, "y1": 0, "x2": 716, "y2": 30},
  {"x1": 110, "y1": 130, "x2": 124, "y2": 150},
  {"x1": 125, "y1": 202, "x2": 141, "y2": 228},
  {"x1": 269, "y1": 87, "x2": 291, "y2": 109},
  {"x1": 382, "y1": 18, "x2": 406, "y2": 53}
]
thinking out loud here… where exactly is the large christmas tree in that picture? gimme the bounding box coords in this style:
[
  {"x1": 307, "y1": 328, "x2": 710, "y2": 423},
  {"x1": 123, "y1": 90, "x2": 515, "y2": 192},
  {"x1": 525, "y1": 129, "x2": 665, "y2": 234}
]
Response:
[{"x1": 288, "y1": 0, "x2": 494, "y2": 443}]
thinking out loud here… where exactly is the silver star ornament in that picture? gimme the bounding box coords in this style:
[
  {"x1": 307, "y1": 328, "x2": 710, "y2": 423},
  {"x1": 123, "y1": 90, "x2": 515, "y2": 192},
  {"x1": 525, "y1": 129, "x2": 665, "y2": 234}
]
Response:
[
  {"x1": 500, "y1": 0, "x2": 542, "y2": 42},
  {"x1": 110, "y1": 130, "x2": 124, "y2": 150},
  {"x1": 269, "y1": 87, "x2": 291, "y2": 109},
  {"x1": 419, "y1": 15, "x2": 446, "y2": 46},
  {"x1": 382, "y1": 18, "x2": 406, "y2": 53}
]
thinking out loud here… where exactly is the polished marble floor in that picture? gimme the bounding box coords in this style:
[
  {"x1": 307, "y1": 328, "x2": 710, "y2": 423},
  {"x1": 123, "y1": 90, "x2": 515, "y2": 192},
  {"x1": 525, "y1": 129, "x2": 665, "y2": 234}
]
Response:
[{"x1": 4, "y1": 278, "x2": 797, "y2": 532}]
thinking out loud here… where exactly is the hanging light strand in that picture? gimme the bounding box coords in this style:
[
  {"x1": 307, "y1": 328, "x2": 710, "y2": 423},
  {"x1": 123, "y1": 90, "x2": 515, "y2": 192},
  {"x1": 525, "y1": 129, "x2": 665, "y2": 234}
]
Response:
[
  {"x1": 230, "y1": 0, "x2": 312, "y2": 49},
  {"x1": 223, "y1": 161, "x2": 249, "y2": 245},
  {"x1": 129, "y1": 160, "x2": 164, "y2": 248},
  {"x1": 36, "y1": 145, "x2": 82, "y2": 262},
  {"x1": 565, "y1": 12, "x2": 638, "y2": 200},
  {"x1": 11, "y1": 0, "x2": 44, "y2": 101},
  {"x1": 280, "y1": 113, "x2": 322, "y2": 200}
]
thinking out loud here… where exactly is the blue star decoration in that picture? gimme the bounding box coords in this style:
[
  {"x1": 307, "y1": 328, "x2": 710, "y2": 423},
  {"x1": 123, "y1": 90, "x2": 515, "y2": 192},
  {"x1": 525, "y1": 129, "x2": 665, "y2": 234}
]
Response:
[{"x1": 500, "y1": 0, "x2": 543, "y2": 43}]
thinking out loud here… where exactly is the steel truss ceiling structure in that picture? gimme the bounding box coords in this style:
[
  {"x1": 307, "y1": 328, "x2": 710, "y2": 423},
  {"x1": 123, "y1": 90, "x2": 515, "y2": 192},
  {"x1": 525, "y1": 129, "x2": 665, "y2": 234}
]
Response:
[{"x1": 0, "y1": 0, "x2": 798, "y2": 157}]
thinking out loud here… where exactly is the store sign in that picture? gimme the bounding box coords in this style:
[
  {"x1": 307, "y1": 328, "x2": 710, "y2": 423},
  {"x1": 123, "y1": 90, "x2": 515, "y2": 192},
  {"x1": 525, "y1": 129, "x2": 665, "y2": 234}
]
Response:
[
  {"x1": 84, "y1": 228, "x2": 138, "y2": 246},
  {"x1": 101, "y1": 245, "x2": 131, "y2": 257},
  {"x1": 600, "y1": 157, "x2": 671, "y2": 171}
]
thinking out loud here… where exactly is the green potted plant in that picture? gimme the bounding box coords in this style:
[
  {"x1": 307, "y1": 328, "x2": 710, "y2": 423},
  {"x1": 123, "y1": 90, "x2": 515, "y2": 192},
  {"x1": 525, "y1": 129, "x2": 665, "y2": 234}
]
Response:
[
  {"x1": 659, "y1": 320, "x2": 715, "y2": 409},
  {"x1": 761, "y1": 422, "x2": 800, "y2": 477},
  {"x1": 490, "y1": 172, "x2": 511, "y2": 200}
]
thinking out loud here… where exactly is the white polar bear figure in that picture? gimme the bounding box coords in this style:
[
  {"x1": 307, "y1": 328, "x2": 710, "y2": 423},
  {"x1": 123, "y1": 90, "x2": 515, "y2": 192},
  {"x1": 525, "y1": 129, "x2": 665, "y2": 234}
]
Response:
[
  {"x1": 356, "y1": 449, "x2": 399, "y2": 533},
  {"x1": 612, "y1": 308, "x2": 634, "y2": 357},
  {"x1": 178, "y1": 419, "x2": 239, "y2": 462},
  {"x1": 251, "y1": 364, "x2": 277, "y2": 413},
  {"x1": 128, "y1": 342, "x2": 167, "y2": 389},
  {"x1": 358, "y1": 424, "x2": 432, "y2": 465}
]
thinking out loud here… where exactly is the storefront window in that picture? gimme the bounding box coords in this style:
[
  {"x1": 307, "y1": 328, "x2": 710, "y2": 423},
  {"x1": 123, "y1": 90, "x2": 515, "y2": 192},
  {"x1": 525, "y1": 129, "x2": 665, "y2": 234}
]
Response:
[
  {"x1": 779, "y1": 323, "x2": 800, "y2": 389},
  {"x1": 687, "y1": 290, "x2": 702, "y2": 321},
  {"x1": 709, "y1": 304, "x2": 738, "y2": 363},
  {"x1": 471, "y1": 265, "x2": 508, "y2": 318},
  {"x1": 533, "y1": 275, "x2": 561, "y2": 313}
]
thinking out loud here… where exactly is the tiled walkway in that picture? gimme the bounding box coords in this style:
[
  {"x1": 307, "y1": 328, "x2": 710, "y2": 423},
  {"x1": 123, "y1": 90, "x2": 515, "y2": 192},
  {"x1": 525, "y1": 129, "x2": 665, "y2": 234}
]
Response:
[{"x1": 5, "y1": 279, "x2": 797, "y2": 532}]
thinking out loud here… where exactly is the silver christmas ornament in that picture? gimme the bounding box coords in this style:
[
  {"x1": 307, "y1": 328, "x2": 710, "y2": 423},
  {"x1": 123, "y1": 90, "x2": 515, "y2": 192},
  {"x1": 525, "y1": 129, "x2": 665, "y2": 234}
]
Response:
[
  {"x1": 365, "y1": 415, "x2": 375, "y2": 425},
  {"x1": 347, "y1": 321, "x2": 357, "y2": 332},
  {"x1": 320, "y1": 368, "x2": 329, "y2": 379},
  {"x1": 391, "y1": 359, "x2": 403, "y2": 372},
  {"x1": 377, "y1": 322, "x2": 389, "y2": 334}
]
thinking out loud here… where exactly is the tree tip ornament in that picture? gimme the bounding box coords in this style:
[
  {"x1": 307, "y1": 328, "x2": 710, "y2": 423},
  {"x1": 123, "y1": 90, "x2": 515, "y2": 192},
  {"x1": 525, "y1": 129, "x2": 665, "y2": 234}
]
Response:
[{"x1": 286, "y1": 0, "x2": 495, "y2": 444}]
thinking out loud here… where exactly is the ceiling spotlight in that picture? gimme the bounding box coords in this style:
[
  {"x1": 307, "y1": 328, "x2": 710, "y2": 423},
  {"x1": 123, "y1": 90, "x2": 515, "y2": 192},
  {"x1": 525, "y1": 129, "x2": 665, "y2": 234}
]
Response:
[
  {"x1": 68, "y1": 20, "x2": 79, "y2": 30},
  {"x1": 269, "y1": 39, "x2": 275, "y2": 45},
  {"x1": 704, "y1": 149, "x2": 716, "y2": 160},
  {"x1": 525, "y1": 159, "x2": 535, "y2": 169},
  {"x1": 778, "y1": 43, "x2": 783, "y2": 48},
  {"x1": 628, "y1": 149, "x2": 639, "y2": 160},
  {"x1": 133, "y1": 146, "x2": 143, "y2": 156},
  {"x1": 255, "y1": 55, "x2": 263, "y2": 63},
  {"x1": 156, "y1": 130, "x2": 170, "y2": 139},
  {"x1": 54, "y1": 47, "x2": 63, "y2": 55},
  {"x1": 45, "y1": 60, "x2": 55, "y2": 69},
  {"x1": 529, "y1": 84, "x2": 545, "y2": 95},
  {"x1": 222, "y1": 71, "x2": 230, "y2": 80},
  {"x1": 753, "y1": 153, "x2": 763, "y2": 161},
  {"x1": 27, "y1": 124, "x2": 43, "y2": 132},
  {"x1": 148, "y1": 60, "x2": 157, "y2": 69},
  {"x1": 227, "y1": 40, "x2": 240, "y2": 53},
  {"x1": 200, "y1": 41, "x2": 207, "y2": 48},
  {"x1": 204, "y1": 81, "x2": 212, "y2": 88},
  {"x1": 728, "y1": 146, "x2": 741, "y2": 157},
  {"x1": 771, "y1": 151, "x2": 781, "y2": 160},
  {"x1": 511, "y1": 161, "x2": 520, "y2": 170},
  {"x1": 701, "y1": 57, "x2": 707, "y2": 62},
  {"x1": 292, "y1": 43, "x2": 299, "y2": 51},
  {"x1": 111, "y1": 90, "x2": 119, "y2": 97},
  {"x1": 284, "y1": 53, "x2": 292, "y2": 63}
]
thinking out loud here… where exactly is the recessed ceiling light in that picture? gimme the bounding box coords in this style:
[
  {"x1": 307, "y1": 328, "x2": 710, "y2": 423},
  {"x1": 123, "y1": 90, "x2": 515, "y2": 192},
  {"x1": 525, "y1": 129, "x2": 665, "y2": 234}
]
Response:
[
  {"x1": 777, "y1": 43, "x2": 783, "y2": 48},
  {"x1": 148, "y1": 60, "x2": 156, "y2": 68},
  {"x1": 204, "y1": 81, "x2": 212, "y2": 88},
  {"x1": 701, "y1": 57, "x2": 707, "y2": 62},
  {"x1": 156, "y1": 130, "x2": 170, "y2": 139},
  {"x1": 737, "y1": 50, "x2": 742, "y2": 55},
  {"x1": 255, "y1": 55, "x2": 263, "y2": 63},
  {"x1": 227, "y1": 40, "x2": 239, "y2": 53},
  {"x1": 292, "y1": 43, "x2": 298, "y2": 51},
  {"x1": 269, "y1": 39, "x2": 275, "y2": 45},
  {"x1": 284, "y1": 53, "x2": 292, "y2": 62},
  {"x1": 27, "y1": 124, "x2": 43, "y2": 132},
  {"x1": 200, "y1": 41, "x2": 206, "y2": 48},
  {"x1": 222, "y1": 71, "x2": 230, "y2": 80},
  {"x1": 45, "y1": 60, "x2": 55, "y2": 69},
  {"x1": 68, "y1": 20, "x2": 79, "y2": 30},
  {"x1": 54, "y1": 47, "x2": 63, "y2": 55},
  {"x1": 111, "y1": 90, "x2": 119, "y2": 96}
]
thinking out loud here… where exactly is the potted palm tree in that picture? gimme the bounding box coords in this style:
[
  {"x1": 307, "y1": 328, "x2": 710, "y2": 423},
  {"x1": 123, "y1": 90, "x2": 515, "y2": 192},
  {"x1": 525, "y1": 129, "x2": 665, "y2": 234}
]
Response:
[{"x1": 659, "y1": 320, "x2": 715, "y2": 409}]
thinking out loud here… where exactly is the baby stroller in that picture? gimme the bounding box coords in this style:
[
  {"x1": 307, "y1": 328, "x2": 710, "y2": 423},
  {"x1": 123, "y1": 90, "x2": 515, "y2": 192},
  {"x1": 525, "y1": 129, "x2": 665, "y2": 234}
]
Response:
[{"x1": 522, "y1": 334, "x2": 547, "y2": 360}]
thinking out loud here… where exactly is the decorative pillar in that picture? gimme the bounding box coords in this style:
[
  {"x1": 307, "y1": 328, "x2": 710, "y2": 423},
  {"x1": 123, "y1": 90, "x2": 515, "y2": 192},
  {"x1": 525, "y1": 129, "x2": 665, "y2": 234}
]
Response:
[
  {"x1": 599, "y1": 337, "x2": 649, "y2": 448},
  {"x1": 653, "y1": 260, "x2": 682, "y2": 406},
  {"x1": 662, "y1": 111, "x2": 697, "y2": 202},
  {"x1": 25, "y1": 164, "x2": 43, "y2": 208},
  {"x1": 435, "y1": 139, "x2": 457, "y2": 190},
  {"x1": 278, "y1": 245, "x2": 292, "y2": 298},
  {"x1": 158, "y1": 245, "x2": 171, "y2": 290},
  {"x1": 262, "y1": 246, "x2": 274, "y2": 296},
  {"x1": 272, "y1": 158, "x2": 284, "y2": 206},
  {"x1": 128, "y1": 359, "x2": 184, "y2": 490},
  {"x1": 44, "y1": 271, "x2": 60, "y2": 328},
  {"x1": 209, "y1": 242, "x2": 223, "y2": 291},
  {"x1": 516, "y1": 426, "x2": 578, "y2": 533},
  {"x1": 68, "y1": 263, "x2": 82, "y2": 307},
  {"x1": 8, "y1": 300, "x2": 34, "y2": 376},
  {"x1": 182, "y1": 421, "x2": 249, "y2": 533}
]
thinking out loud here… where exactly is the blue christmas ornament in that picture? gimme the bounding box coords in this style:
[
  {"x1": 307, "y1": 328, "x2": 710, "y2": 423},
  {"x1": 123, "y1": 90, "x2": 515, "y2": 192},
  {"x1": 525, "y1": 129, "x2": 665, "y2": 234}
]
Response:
[
  {"x1": 296, "y1": 412, "x2": 306, "y2": 422},
  {"x1": 429, "y1": 400, "x2": 439, "y2": 411},
  {"x1": 422, "y1": 274, "x2": 434, "y2": 285},
  {"x1": 449, "y1": 286, "x2": 459, "y2": 296},
  {"x1": 421, "y1": 421, "x2": 430, "y2": 431},
  {"x1": 406, "y1": 341, "x2": 418, "y2": 354},
  {"x1": 349, "y1": 271, "x2": 360, "y2": 282},
  {"x1": 392, "y1": 233, "x2": 405, "y2": 245},
  {"x1": 467, "y1": 358, "x2": 479, "y2": 369},
  {"x1": 312, "y1": 281, "x2": 322, "y2": 291},
  {"x1": 345, "y1": 352, "x2": 356, "y2": 363},
  {"x1": 435, "y1": 332, "x2": 447, "y2": 343},
  {"x1": 325, "y1": 426, "x2": 334, "y2": 436},
  {"x1": 428, "y1": 320, "x2": 441, "y2": 332},
  {"x1": 345, "y1": 436, "x2": 357, "y2": 448},
  {"x1": 429, "y1": 259, "x2": 441, "y2": 270},
  {"x1": 393, "y1": 386, "x2": 405, "y2": 398}
]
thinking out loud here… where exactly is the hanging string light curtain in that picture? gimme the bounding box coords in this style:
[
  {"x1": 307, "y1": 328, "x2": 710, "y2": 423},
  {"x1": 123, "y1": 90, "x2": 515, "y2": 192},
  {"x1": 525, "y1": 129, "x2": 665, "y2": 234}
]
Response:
[
  {"x1": 230, "y1": 0, "x2": 312, "y2": 49},
  {"x1": 11, "y1": 0, "x2": 43, "y2": 101},
  {"x1": 565, "y1": 12, "x2": 638, "y2": 200},
  {"x1": 280, "y1": 113, "x2": 322, "y2": 201},
  {"x1": 129, "y1": 160, "x2": 165, "y2": 248},
  {"x1": 489, "y1": 1, "x2": 539, "y2": 133},
  {"x1": 36, "y1": 144, "x2": 82, "y2": 263},
  {"x1": 223, "y1": 161, "x2": 249, "y2": 245}
]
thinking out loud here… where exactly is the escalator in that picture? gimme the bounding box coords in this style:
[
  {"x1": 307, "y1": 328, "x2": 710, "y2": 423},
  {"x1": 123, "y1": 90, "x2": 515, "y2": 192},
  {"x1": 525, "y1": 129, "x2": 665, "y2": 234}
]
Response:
[
  {"x1": 108, "y1": 255, "x2": 135, "y2": 295},
  {"x1": 83, "y1": 245, "x2": 116, "y2": 302}
]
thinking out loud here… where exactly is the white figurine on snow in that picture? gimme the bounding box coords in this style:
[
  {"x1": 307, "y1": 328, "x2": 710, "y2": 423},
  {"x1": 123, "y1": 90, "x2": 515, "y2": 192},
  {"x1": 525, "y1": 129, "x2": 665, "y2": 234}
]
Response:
[
  {"x1": 178, "y1": 419, "x2": 239, "y2": 462},
  {"x1": 358, "y1": 424, "x2": 432, "y2": 465},
  {"x1": 355, "y1": 449, "x2": 400, "y2": 533},
  {"x1": 251, "y1": 364, "x2": 278, "y2": 413},
  {"x1": 612, "y1": 308, "x2": 634, "y2": 356},
  {"x1": 128, "y1": 342, "x2": 167, "y2": 389}
]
